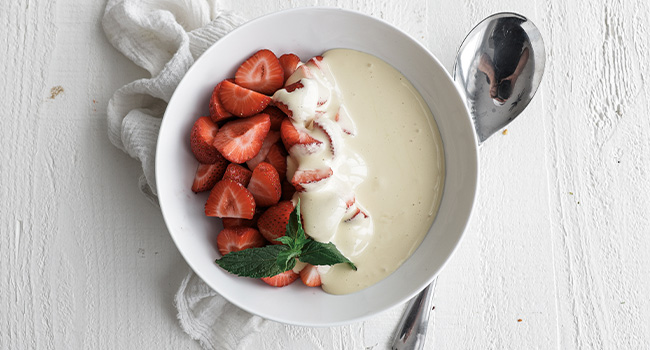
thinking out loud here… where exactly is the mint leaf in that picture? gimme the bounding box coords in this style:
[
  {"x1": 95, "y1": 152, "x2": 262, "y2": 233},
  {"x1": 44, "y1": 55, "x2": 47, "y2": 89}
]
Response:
[
  {"x1": 276, "y1": 248, "x2": 299, "y2": 272},
  {"x1": 215, "y1": 245, "x2": 290, "y2": 278},
  {"x1": 283, "y1": 199, "x2": 309, "y2": 251},
  {"x1": 274, "y1": 236, "x2": 294, "y2": 245},
  {"x1": 299, "y1": 240, "x2": 357, "y2": 270}
]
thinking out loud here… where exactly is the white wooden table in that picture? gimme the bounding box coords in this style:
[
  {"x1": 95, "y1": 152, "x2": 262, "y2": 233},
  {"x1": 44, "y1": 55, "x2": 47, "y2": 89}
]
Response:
[{"x1": 3, "y1": 0, "x2": 649, "y2": 349}]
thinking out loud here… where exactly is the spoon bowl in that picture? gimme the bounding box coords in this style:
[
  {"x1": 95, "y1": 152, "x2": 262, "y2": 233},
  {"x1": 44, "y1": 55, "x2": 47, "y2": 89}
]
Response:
[{"x1": 392, "y1": 12, "x2": 546, "y2": 349}]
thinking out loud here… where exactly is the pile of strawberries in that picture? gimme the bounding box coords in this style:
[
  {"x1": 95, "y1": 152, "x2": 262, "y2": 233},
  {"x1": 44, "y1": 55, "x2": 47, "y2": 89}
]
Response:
[{"x1": 188, "y1": 49, "x2": 321, "y2": 288}]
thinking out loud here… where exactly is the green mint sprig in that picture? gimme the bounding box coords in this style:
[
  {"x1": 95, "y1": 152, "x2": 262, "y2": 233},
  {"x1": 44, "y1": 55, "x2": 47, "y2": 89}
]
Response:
[{"x1": 215, "y1": 200, "x2": 356, "y2": 278}]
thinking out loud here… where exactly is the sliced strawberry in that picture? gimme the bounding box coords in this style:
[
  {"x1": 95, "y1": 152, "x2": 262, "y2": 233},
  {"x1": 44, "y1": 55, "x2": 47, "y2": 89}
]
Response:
[
  {"x1": 216, "y1": 226, "x2": 265, "y2": 256},
  {"x1": 335, "y1": 105, "x2": 356, "y2": 136},
  {"x1": 191, "y1": 160, "x2": 228, "y2": 193},
  {"x1": 278, "y1": 53, "x2": 301, "y2": 82},
  {"x1": 221, "y1": 209, "x2": 261, "y2": 229},
  {"x1": 205, "y1": 179, "x2": 256, "y2": 219},
  {"x1": 219, "y1": 80, "x2": 272, "y2": 118},
  {"x1": 273, "y1": 81, "x2": 305, "y2": 118},
  {"x1": 345, "y1": 207, "x2": 370, "y2": 222},
  {"x1": 261, "y1": 270, "x2": 299, "y2": 287},
  {"x1": 246, "y1": 130, "x2": 280, "y2": 170},
  {"x1": 222, "y1": 163, "x2": 253, "y2": 187},
  {"x1": 280, "y1": 118, "x2": 321, "y2": 151},
  {"x1": 299, "y1": 264, "x2": 322, "y2": 287},
  {"x1": 247, "y1": 162, "x2": 281, "y2": 207},
  {"x1": 264, "y1": 143, "x2": 287, "y2": 181},
  {"x1": 262, "y1": 106, "x2": 287, "y2": 131},
  {"x1": 235, "y1": 49, "x2": 284, "y2": 95},
  {"x1": 313, "y1": 118, "x2": 342, "y2": 158},
  {"x1": 190, "y1": 116, "x2": 222, "y2": 164},
  {"x1": 213, "y1": 113, "x2": 271, "y2": 163},
  {"x1": 291, "y1": 168, "x2": 333, "y2": 192},
  {"x1": 307, "y1": 55, "x2": 324, "y2": 70},
  {"x1": 281, "y1": 180, "x2": 296, "y2": 201},
  {"x1": 257, "y1": 200, "x2": 294, "y2": 244},
  {"x1": 209, "y1": 80, "x2": 234, "y2": 122}
]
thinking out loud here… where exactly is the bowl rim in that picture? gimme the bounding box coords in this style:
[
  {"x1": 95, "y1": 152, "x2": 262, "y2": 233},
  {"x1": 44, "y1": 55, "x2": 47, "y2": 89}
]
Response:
[{"x1": 156, "y1": 6, "x2": 479, "y2": 326}]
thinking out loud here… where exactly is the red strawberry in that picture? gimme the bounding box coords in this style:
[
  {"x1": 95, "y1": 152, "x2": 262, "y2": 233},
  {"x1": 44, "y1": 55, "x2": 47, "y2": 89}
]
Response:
[
  {"x1": 257, "y1": 200, "x2": 294, "y2": 244},
  {"x1": 221, "y1": 210, "x2": 261, "y2": 229},
  {"x1": 190, "y1": 116, "x2": 223, "y2": 164},
  {"x1": 209, "y1": 80, "x2": 234, "y2": 122},
  {"x1": 222, "y1": 163, "x2": 253, "y2": 187},
  {"x1": 213, "y1": 113, "x2": 271, "y2": 163},
  {"x1": 246, "y1": 130, "x2": 280, "y2": 170},
  {"x1": 191, "y1": 160, "x2": 228, "y2": 193},
  {"x1": 205, "y1": 179, "x2": 256, "y2": 219},
  {"x1": 247, "y1": 162, "x2": 281, "y2": 207},
  {"x1": 281, "y1": 180, "x2": 296, "y2": 201},
  {"x1": 307, "y1": 55, "x2": 324, "y2": 70},
  {"x1": 299, "y1": 264, "x2": 322, "y2": 287},
  {"x1": 278, "y1": 53, "x2": 301, "y2": 82},
  {"x1": 264, "y1": 143, "x2": 287, "y2": 181},
  {"x1": 219, "y1": 80, "x2": 272, "y2": 117},
  {"x1": 291, "y1": 168, "x2": 333, "y2": 192},
  {"x1": 216, "y1": 226, "x2": 265, "y2": 256},
  {"x1": 280, "y1": 118, "x2": 321, "y2": 151},
  {"x1": 235, "y1": 49, "x2": 284, "y2": 95},
  {"x1": 261, "y1": 270, "x2": 299, "y2": 287},
  {"x1": 262, "y1": 106, "x2": 287, "y2": 131}
]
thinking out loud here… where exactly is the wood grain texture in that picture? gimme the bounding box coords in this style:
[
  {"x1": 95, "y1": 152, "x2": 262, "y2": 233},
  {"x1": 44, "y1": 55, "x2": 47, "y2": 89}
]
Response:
[{"x1": 2, "y1": 0, "x2": 650, "y2": 349}]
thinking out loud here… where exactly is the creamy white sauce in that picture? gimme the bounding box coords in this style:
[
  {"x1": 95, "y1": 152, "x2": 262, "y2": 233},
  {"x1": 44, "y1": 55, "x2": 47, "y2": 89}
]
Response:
[{"x1": 273, "y1": 49, "x2": 445, "y2": 294}]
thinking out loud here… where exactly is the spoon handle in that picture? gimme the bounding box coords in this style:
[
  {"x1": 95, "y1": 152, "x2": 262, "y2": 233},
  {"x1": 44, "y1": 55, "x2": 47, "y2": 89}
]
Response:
[{"x1": 391, "y1": 279, "x2": 437, "y2": 350}]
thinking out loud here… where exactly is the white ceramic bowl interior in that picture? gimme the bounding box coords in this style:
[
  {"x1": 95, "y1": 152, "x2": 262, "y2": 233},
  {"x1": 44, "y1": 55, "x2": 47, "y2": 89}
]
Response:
[{"x1": 156, "y1": 7, "x2": 478, "y2": 327}]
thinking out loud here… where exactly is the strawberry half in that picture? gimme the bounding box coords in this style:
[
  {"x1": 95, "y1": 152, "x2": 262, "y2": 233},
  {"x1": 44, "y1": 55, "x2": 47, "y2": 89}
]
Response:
[
  {"x1": 191, "y1": 160, "x2": 228, "y2": 193},
  {"x1": 222, "y1": 163, "x2": 253, "y2": 187},
  {"x1": 299, "y1": 264, "x2": 322, "y2": 287},
  {"x1": 213, "y1": 113, "x2": 271, "y2": 163},
  {"x1": 280, "y1": 118, "x2": 321, "y2": 151},
  {"x1": 274, "y1": 81, "x2": 305, "y2": 118},
  {"x1": 219, "y1": 80, "x2": 272, "y2": 118},
  {"x1": 209, "y1": 80, "x2": 234, "y2": 122},
  {"x1": 235, "y1": 49, "x2": 284, "y2": 95},
  {"x1": 246, "y1": 130, "x2": 280, "y2": 171},
  {"x1": 205, "y1": 179, "x2": 256, "y2": 219},
  {"x1": 247, "y1": 162, "x2": 281, "y2": 207},
  {"x1": 291, "y1": 168, "x2": 333, "y2": 192},
  {"x1": 264, "y1": 143, "x2": 287, "y2": 181},
  {"x1": 278, "y1": 53, "x2": 301, "y2": 82},
  {"x1": 190, "y1": 116, "x2": 223, "y2": 164},
  {"x1": 216, "y1": 226, "x2": 265, "y2": 256},
  {"x1": 221, "y1": 210, "x2": 261, "y2": 229},
  {"x1": 281, "y1": 180, "x2": 296, "y2": 201},
  {"x1": 262, "y1": 106, "x2": 287, "y2": 131},
  {"x1": 261, "y1": 270, "x2": 299, "y2": 287},
  {"x1": 257, "y1": 200, "x2": 294, "y2": 244}
]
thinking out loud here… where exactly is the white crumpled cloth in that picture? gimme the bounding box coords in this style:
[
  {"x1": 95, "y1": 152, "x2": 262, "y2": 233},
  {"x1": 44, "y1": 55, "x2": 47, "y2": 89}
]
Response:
[{"x1": 101, "y1": 1, "x2": 371, "y2": 348}]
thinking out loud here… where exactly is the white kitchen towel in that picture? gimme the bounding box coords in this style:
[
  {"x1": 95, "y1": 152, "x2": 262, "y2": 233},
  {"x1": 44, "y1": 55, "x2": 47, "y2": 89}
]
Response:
[{"x1": 102, "y1": 1, "x2": 365, "y2": 349}]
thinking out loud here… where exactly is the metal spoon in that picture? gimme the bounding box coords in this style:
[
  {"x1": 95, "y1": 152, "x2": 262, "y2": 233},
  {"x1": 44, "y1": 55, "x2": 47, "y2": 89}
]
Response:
[{"x1": 391, "y1": 12, "x2": 545, "y2": 350}]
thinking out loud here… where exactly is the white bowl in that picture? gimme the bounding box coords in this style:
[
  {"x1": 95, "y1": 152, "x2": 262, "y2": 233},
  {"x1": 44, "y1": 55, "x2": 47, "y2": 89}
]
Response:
[{"x1": 156, "y1": 7, "x2": 478, "y2": 327}]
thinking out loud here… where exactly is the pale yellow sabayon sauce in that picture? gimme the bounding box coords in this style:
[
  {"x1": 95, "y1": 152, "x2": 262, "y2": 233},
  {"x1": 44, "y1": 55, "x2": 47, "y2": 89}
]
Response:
[{"x1": 272, "y1": 49, "x2": 445, "y2": 294}]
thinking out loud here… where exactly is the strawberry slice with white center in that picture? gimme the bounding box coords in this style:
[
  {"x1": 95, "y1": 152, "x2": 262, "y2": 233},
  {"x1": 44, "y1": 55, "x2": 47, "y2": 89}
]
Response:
[
  {"x1": 299, "y1": 264, "x2": 322, "y2": 287},
  {"x1": 190, "y1": 116, "x2": 223, "y2": 164},
  {"x1": 291, "y1": 168, "x2": 333, "y2": 192},
  {"x1": 213, "y1": 113, "x2": 271, "y2": 163},
  {"x1": 335, "y1": 105, "x2": 357, "y2": 136},
  {"x1": 313, "y1": 118, "x2": 343, "y2": 159},
  {"x1": 247, "y1": 162, "x2": 281, "y2": 207},
  {"x1": 216, "y1": 226, "x2": 266, "y2": 256},
  {"x1": 257, "y1": 200, "x2": 294, "y2": 244},
  {"x1": 219, "y1": 80, "x2": 272, "y2": 118},
  {"x1": 222, "y1": 163, "x2": 252, "y2": 187},
  {"x1": 209, "y1": 79, "x2": 234, "y2": 122},
  {"x1": 235, "y1": 49, "x2": 284, "y2": 95},
  {"x1": 278, "y1": 53, "x2": 301, "y2": 83},
  {"x1": 191, "y1": 160, "x2": 228, "y2": 193},
  {"x1": 246, "y1": 130, "x2": 280, "y2": 171},
  {"x1": 205, "y1": 179, "x2": 256, "y2": 219},
  {"x1": 280, "y1": 118, "x2": 321, "y2": 152}
]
